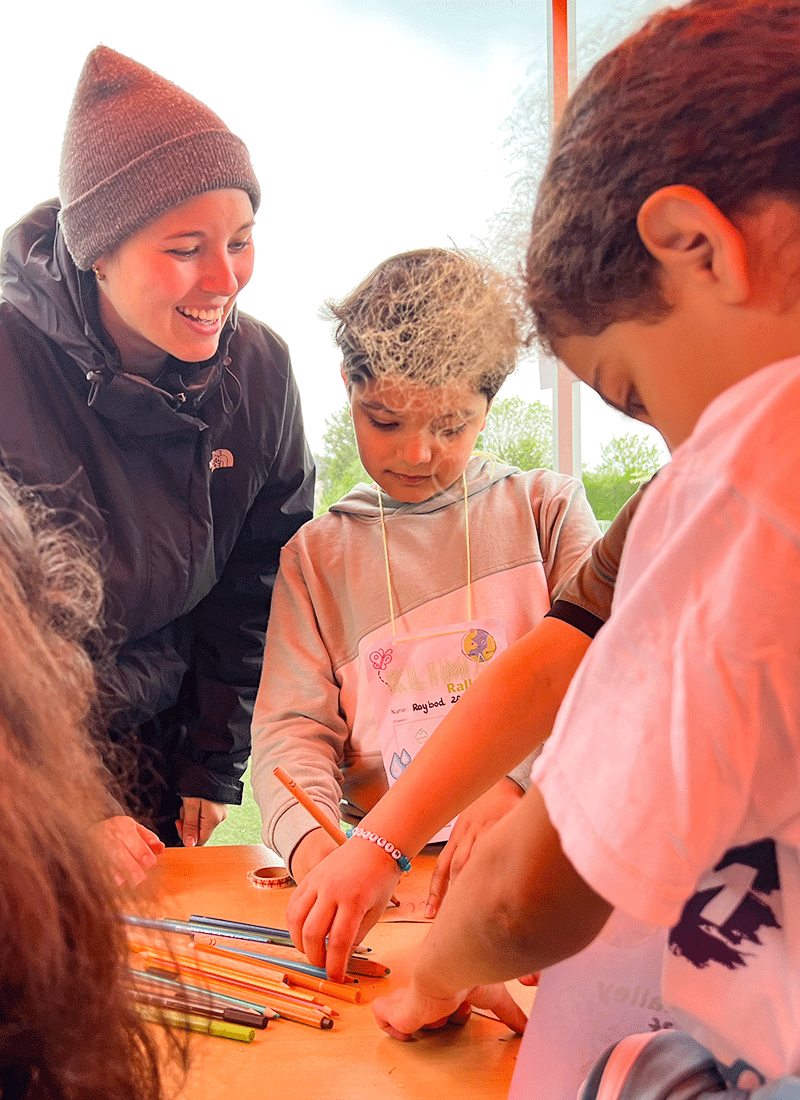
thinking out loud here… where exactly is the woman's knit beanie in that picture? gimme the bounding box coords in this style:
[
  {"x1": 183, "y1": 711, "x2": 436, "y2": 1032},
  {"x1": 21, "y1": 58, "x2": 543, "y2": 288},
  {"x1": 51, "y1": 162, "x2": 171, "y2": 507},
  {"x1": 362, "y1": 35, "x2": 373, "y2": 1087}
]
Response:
[{"x1": 58, "y1": 45, "x2": 261, "y2": 269}]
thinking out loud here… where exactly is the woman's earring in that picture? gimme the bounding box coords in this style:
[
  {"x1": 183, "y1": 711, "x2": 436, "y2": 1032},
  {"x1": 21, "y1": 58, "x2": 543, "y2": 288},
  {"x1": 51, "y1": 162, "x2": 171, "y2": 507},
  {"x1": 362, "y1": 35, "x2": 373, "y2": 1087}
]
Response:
[{"x1": 92, "y1": 264, "x2": 105, "y2": 282}]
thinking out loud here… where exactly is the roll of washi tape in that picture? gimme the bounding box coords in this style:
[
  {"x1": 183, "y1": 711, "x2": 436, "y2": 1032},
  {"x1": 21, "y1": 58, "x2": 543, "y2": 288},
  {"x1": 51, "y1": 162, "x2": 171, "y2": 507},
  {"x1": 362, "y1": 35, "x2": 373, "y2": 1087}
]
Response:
[{"x1": 247, "y1": 865, "x2": 293, "y2": 889}]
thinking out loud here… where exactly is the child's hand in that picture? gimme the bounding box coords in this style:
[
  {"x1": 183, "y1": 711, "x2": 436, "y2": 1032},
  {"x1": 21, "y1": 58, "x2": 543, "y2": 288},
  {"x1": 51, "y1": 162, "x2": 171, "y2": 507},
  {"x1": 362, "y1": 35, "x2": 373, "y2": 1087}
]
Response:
[
  {"x1": 426, "y1": 777, "x2": 524, "y2": 917},
  {"x1": 288, "y1": 828, "x2": 341, "y2": 884},
  {"x1": 90, "y1": 815, "x2": 165, "y2": 888},
  {"x1": 373, "y1": 980, "x2": 527, "y2": 1042},
  {"x1": 286, "y1": 841, "x2": 400, "y2": 981}
]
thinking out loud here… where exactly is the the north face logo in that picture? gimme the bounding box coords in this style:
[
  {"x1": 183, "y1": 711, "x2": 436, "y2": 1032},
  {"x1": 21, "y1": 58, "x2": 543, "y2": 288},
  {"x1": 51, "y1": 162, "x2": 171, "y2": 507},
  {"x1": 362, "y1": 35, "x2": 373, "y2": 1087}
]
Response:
[{"x1": 209, "y1": 449, "x2": 234, "y2": 471}]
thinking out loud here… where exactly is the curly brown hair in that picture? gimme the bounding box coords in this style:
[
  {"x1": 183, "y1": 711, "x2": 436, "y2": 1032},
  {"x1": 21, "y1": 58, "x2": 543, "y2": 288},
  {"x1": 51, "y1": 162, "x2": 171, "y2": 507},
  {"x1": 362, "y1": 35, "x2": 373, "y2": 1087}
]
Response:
[
  {"x1": 0, "y1": 470, "x2": 180, "y2": 1100},
  {"x1": 326, "y1": 247, "x2": 525, "y2": 402},
  {"x1": 526, "y1": 0, "x2": 800, "y2": 352}
]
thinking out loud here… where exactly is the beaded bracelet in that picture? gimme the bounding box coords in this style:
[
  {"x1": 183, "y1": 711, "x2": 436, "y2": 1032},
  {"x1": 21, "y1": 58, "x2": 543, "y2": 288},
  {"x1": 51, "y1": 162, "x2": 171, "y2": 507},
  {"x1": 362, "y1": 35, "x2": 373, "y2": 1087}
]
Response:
[{"x1": 346, "y1": 826, "x2": 412, "y2": 874}]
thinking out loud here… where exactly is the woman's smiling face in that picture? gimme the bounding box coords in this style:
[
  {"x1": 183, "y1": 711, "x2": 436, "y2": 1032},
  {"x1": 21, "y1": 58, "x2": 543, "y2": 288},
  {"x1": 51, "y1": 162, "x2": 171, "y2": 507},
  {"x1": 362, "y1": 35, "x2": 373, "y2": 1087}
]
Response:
[{"x1": 94, "y1": 188, "x2": 255, "y2": 376}]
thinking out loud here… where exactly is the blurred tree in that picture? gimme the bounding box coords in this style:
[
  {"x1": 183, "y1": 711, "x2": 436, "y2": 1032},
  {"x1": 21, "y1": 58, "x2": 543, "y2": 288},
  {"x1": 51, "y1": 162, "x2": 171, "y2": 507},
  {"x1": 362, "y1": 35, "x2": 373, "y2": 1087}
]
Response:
[
  {"x1": 582, "y1": 433, "x2": 664, "y2": 521},
  {"x1": 315, "y1": 405, "x2": 367, "y2": 515},
  {"x1": 594, "y1": 434, "x2": 663, "y2": 479},
  {"x1": 480, "y1": 396, "x2": 553, "y2": 471},
  {"x1": 479, "y1": 0, "x2": 663, "y2": 279}
]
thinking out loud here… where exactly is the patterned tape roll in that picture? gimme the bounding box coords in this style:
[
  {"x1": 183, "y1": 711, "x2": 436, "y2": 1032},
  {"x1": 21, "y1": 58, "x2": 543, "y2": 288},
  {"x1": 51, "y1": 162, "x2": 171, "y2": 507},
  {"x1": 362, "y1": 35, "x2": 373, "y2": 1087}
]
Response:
[{"x1": 247, "y1": 865, "x2": 293, "y2": 889}]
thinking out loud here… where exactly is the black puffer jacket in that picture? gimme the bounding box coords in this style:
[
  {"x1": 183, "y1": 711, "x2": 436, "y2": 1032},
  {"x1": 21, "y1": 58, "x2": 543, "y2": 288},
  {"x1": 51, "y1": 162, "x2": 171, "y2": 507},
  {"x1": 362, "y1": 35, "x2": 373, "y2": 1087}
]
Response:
[{"x1": 0, "y1": 199, "x2": 315, "y2": 814}]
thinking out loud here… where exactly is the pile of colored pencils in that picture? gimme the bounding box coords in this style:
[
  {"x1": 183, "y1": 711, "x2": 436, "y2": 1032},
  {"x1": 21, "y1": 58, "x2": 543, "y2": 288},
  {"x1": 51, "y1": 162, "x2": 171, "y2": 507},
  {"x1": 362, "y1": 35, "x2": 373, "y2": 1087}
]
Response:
[{"x1": 124, "y1": 912, "x2": 388, "y2": 1040}]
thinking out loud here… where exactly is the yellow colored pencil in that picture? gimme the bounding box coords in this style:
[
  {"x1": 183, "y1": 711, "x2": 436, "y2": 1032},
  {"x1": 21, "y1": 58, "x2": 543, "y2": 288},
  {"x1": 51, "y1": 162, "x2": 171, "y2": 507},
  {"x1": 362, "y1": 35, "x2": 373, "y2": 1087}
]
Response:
[{"x1": 135, "y1": 1002, "x2": 255, "y2": 1043}]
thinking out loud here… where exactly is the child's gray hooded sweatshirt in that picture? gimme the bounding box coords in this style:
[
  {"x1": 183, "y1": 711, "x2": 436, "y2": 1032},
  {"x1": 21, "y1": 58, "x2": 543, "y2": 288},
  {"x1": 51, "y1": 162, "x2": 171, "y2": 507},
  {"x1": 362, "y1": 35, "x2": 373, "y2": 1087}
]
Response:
[{"x1": 251, "y1": 456, "x2": 599, "y2": 865}]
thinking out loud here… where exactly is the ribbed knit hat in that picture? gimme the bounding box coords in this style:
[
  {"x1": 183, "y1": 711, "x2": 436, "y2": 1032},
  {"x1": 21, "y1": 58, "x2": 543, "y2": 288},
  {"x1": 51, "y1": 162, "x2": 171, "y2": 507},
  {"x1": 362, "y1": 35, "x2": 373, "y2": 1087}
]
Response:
[{"x1": 58, "y1": 46, "x2": 261, "y2": 269}]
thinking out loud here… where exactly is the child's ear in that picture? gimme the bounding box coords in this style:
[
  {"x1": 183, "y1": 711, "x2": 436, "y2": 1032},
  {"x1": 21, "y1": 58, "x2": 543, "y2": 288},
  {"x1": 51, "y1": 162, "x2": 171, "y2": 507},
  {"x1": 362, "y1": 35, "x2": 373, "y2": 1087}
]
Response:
[{"x1": 637, "y1": 185, "x2": 750, "y2": 305}]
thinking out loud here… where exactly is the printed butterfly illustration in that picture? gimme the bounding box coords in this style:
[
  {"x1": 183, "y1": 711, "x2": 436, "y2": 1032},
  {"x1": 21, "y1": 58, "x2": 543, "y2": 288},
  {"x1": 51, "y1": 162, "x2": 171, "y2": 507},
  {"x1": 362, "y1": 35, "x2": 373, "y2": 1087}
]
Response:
[{"x1": 369, "y1": 648, "x2": 393, "y2": 671}]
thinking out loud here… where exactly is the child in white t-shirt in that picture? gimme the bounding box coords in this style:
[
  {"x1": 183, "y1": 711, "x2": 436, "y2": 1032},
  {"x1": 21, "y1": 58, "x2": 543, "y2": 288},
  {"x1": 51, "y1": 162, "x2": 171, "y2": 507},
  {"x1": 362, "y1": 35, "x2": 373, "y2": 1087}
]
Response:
[
  {"x1": 368, "y1": 3, "x2": 800, "y2": 1095},
  {"x1": 251, "y1": 247, "x2": 598, "y2": 886}
]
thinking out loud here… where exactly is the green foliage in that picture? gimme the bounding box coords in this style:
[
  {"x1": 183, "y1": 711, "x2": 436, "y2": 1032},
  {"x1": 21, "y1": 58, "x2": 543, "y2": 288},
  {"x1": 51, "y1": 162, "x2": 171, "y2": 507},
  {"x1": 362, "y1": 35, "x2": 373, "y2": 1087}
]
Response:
[
  {"x1": 593, "y1": 433, "x2": 663, "y2": 479},
  {"x1": 208, "y1": 765, "x2": 262, "y2": 845},
  {"x1": 479, "y1": 396, "x2": 553, "y2": 470},
  {"x1": 315, "y1": 405, "x2": 368, "y2": 515},
  {"x1": 582, "y1": 433, "x2": 663, "y2": 522},
  {"x1": 314, "y1": 400, "x2": 665, "y2": 527}
]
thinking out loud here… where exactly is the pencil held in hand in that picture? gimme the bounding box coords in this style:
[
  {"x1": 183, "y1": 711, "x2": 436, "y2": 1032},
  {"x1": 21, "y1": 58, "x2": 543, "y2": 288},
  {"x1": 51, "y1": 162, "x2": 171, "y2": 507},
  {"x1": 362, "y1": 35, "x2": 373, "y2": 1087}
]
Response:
[
  {"x1": 272, "y1": 766, "x2": 400, "y2": 906},
  {"x1": 273, "y1": 766, "x2": 347, "y2": 848}
]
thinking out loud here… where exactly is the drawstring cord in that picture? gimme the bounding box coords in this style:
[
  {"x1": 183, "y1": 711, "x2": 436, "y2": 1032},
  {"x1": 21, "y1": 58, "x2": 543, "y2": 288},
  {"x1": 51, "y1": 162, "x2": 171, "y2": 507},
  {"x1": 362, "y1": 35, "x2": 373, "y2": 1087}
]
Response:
[
  {"x1": 219, "y1": 362, "x2": 243, "y2": 415},
  {"x1": 378, "y1": 469, "x2": 472, "y2": 637},
  {"x1": 377, "y1": 488, "x2": 396, "y2": 636},
  {"x1": 463, "y1": 470, "x2": 473, "y2": 620}
]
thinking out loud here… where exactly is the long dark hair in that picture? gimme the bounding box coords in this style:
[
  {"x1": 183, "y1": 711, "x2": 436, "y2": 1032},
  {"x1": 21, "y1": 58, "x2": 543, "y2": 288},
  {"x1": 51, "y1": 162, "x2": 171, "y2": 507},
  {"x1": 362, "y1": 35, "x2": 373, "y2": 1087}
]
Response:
[{"x1": 0, "y1": 469, "x2": 180, "y2": 1100}]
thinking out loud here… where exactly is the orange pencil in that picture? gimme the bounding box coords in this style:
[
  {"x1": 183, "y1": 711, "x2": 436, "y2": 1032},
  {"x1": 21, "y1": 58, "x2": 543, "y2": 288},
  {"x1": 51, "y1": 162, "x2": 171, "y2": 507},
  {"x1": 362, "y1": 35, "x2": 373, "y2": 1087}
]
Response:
[
  {"x1": 273, "y1": 765, "x2": 400, "y2": 907},
  {"x1": 273, "y1": 765, "x2": 348, "y2": 847},
  {"x1": 273, "y1": 1002, "x2": 335, "y2": 1030},
  {"x1": 344, "y1": 956, "x2": 391, "y2": 978},
  {"x1": 284, "y1": 971, "x2": 362, "y2": 1004},
  {"x1": 133, "y1": 943, "x2": 335, "y2": 1012},
  {"x1": 193, "y1": 938, "x2": 361, "y2": 1004},
  {"x1": 189, "y1": 939, "x2": 288, "y2": 983},
  {"x1": 141, "y1": 960, "x2": 335, "y2": 1027}
]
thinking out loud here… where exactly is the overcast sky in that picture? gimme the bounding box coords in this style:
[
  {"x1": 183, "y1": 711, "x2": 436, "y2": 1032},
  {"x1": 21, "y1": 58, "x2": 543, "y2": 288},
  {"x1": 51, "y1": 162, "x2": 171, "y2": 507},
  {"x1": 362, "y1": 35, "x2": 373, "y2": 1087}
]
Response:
[{"x1": 3, "y1": 0, "x2": 667, "y2": 467}]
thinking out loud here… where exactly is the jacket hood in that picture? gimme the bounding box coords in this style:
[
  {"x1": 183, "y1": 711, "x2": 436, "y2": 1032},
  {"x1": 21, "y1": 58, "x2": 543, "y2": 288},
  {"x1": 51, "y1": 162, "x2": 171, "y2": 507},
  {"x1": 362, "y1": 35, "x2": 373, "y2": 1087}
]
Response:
[
  {"x1": 0, "y1": 199, "x2": 238, "y2": 432},
  {"x1": 329, "y1": 455, "x2": 521, "y2": 518}
]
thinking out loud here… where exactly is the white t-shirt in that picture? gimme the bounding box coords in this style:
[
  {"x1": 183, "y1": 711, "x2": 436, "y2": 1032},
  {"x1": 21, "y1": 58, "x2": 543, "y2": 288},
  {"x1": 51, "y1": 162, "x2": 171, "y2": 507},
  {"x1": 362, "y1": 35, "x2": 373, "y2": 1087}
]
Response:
[{"x1": 533, "y1": 356, "x2": 800, "y2": 1085}]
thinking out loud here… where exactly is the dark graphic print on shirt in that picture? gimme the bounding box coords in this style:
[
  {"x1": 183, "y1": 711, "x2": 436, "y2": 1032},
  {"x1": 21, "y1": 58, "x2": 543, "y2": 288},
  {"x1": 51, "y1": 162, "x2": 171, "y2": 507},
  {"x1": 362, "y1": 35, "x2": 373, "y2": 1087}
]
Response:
[
  {"x1": 669, "y1": 839, "x2": 780, "y2": 970},
  {"x1": 667, "y1": 840, "x2": 781, "y2": 1089}
]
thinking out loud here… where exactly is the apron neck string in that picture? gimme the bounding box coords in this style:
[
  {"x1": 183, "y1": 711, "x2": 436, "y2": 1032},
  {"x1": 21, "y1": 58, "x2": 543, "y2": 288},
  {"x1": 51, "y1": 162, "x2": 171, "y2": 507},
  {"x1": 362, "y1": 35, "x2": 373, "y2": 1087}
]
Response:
[
  {"x1": 377, "y1": 487, "x2": 396, "y2": 636},
  {"x1": 378, "y1": 471, "x2": 472, "y2": 638}
]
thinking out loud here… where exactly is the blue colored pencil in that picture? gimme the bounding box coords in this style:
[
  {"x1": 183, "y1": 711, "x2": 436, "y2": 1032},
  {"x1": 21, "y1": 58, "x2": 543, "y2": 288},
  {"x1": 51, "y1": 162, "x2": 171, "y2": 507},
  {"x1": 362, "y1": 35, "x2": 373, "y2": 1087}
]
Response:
[
  {"x1": 192, "y1": 941, "x2": 334, "y2": 980},
  {"x1": 187, "y1": 913, "x2": 371, "y2": 953},
  {"x1": 189, "y1": 914, "x2": 294, "y2": 945},
  {"x1": 123, "y1": 913, "x2": 293, "y2": 947}
]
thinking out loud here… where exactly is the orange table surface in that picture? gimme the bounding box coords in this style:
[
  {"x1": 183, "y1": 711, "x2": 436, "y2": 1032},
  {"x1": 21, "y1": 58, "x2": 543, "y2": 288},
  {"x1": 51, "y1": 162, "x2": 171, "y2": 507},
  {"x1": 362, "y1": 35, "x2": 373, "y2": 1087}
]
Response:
[{"x1": 145, "y1": 843, "x2": 531, "y2": 1100}]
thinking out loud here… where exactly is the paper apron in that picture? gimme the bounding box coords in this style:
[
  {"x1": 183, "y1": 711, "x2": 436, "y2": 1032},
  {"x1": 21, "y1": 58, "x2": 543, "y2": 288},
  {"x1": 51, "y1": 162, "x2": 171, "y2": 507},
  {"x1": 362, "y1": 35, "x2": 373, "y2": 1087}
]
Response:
[
  {"x1": 510, "y1": 911, "x2": 675, "y2": 1100},
  {"x1": 365, "y1": 618, "x2": 508, "y2": 843}
]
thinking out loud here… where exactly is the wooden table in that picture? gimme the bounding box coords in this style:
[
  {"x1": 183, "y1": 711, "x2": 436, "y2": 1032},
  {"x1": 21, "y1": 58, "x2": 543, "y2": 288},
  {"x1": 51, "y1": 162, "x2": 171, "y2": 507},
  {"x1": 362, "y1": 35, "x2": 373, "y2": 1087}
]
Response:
[{"x1": 148, "y1": 844, "x2": 533, "y2": 1100}]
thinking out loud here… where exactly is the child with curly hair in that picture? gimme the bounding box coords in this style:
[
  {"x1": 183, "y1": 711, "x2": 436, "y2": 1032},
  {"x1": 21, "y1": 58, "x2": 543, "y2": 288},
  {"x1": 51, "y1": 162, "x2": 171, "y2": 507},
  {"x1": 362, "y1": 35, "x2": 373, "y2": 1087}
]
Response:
[{"x1": 251, "y1": 247, "x2": 598, "y2": 903}]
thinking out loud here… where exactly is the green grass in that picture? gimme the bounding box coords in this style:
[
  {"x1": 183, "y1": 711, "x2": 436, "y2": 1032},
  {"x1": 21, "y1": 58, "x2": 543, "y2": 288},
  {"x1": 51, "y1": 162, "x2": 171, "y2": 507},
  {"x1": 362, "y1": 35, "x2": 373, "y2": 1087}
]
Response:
[{"x1": 207, "y1": 764, "x2": 264, "y2": 846}]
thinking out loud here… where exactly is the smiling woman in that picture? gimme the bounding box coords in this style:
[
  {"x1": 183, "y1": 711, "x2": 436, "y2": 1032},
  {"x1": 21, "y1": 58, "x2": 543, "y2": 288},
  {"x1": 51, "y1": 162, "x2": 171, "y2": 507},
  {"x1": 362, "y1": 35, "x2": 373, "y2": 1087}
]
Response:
[
  {"x1": 94, "y1": 190, "x2": 256, "y2": 376},
  {"x1": 0, "y1": 45, "x2": 315, "y2": 882}
]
